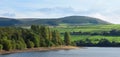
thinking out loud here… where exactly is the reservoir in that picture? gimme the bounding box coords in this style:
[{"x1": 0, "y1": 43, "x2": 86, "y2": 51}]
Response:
[{"x1": 0, "y1": 47, "x2": 120, "y2": 57}]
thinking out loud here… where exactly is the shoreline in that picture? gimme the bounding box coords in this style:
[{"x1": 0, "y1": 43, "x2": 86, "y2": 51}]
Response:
[{"x1": 0, "y1": 46, "x2": 79, "y2": 55}]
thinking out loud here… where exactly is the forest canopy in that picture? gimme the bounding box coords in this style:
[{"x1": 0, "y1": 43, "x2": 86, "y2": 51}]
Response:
[{"x1": 0, "y1": 25, "x2": 71, "y2": 51}]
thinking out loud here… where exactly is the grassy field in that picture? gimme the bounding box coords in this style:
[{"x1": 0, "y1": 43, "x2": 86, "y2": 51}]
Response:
[
  {"x1": 61, "y1": 35, "x2": 120, "y2": 43},
  {"x1": 52, "y1": 24, "x2": 120, "y2": 42},
  {"x1": 53, "y1": 24, "x2": 120, "y2": 33}
]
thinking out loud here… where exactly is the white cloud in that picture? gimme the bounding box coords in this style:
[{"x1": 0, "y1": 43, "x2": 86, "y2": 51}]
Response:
[
  {"x1": 0, "y1": 0, "x2": 120, "y2": 23},
  {"x1": 89, "y1": 13, "x2": 120, "y2": 24}
]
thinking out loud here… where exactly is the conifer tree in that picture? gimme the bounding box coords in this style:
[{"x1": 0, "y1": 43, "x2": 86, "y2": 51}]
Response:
[
  {"x1": 27, "y1": 40, "x2": 34, "y2": 48},
  {"x1": 64, "y1": 32, "x2": 71, "y2": 46},
  {"x1": 3, "y1": 40, "x2": 12, "y2": 51},
  {"x1": 0, "y1": 44, "x2": 3, "y2": 50}
]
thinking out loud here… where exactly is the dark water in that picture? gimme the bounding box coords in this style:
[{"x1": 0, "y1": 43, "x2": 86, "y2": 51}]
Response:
[{"x1": 0, "y1": 47, "x2": 120, "y2": 57}]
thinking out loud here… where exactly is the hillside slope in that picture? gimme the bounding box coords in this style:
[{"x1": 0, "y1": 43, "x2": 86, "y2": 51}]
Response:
[
  {"x1": 0, "y1": 16, "x2": 111, "y2": 26},
  {"x1": 21, "y1": 16, "x2": 110, "y2": 26},
  {"x1": 59, "y1": 16, "x2": 110, "y2": 25},
  {"x1": 0, "y1": 17, "x2": 21, "y2": 26}
]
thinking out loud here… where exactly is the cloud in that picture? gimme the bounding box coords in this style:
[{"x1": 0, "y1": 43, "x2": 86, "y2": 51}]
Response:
[
  {"x1": 37, "y1": 7, "x2": 76, "y2": 14},
  {"x1": 0, "y1": 9, "x2": 16, "y2": 17},
  {"x1": 89, "y1": 13, "x2": 120, "y2": 24},
  {"x1": 0, "y1": 13, "x2": 15, "y2": 17},
  {"x1": 0, "y1": 0, "x2": 120, "y2": 23},
  {"x1": 0, "y1": 7, "x2": 119, "y2": 24}
]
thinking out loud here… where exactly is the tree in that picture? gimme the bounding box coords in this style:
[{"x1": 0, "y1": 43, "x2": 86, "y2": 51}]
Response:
[
  {"x1": 31, "y1": 25, "x2": 40, "y2": 34},
  {"x1": 64, "y1": 32, "x2": 71, "y2": 46},
  {"x1": 40, "y1": 38, "x2": 47, "y2": 47},
  {"x1": 0, "y1": 44, "x2": 3, "y2": 50},
  {"x1": 26, "y1": 32, "x2": 40, "y2": 47},
  {"x1": 48, "y1": 27, "x2": 52, "y2": 40},
  {"x1": 52, "y1": 30, "x2": 63, "y2": 45},
  {"x1": 33, "y1": 36, "x2": 40, "y2": 47},
  {"x1": 40, "y1": 26, "x2": 48, "y2": 39},
  {"x1": 0, "y1": 25, "x2": 66, "y2": 51},
  {"x1": 97, "y1": 39, "x2": 111, "y2": 47},
  {"x1": 2, "y1": 40, "x2": 12, "y2": 51},
  {"x1": 16, "y1": 41, "x2": 26, "y2": 50},
  {"x1": 27, "y1": 40, "x2": 34, "y2": 48},
  {"x1": 52, "y1": 30, "x2": 58, "y2": 45},
  {"x1": 11, "y1": 39, "x2": 16, "y2": 50}
]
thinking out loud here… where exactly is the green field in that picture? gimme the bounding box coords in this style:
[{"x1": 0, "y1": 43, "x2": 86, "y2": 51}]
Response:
[
  {"x1": 53, "y1": 24, "x2": 120, "y2": 33},
  {"x1": 53, "y1": 24, "x2": 120, "y2": 43},
  {"x1": 61, "y1": 35, "x2": 120, "y2": 43}
]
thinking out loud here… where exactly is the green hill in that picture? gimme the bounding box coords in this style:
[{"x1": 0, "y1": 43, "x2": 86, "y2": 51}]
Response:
[
  {"x1": 0, "y1": 17, "x2": 21, "y2": 26},
  {"x1": 60, "y1": 16, "x2": 110, "y2": 25},
  {"x1": 21, "y1": 16, "x2": 111, "y2": 26},
  {"x1": 0, "y1": 16, "x2": 111, "y2": 26}
]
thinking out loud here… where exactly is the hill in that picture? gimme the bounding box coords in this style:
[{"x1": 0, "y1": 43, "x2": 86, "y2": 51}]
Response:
[
  {"x1": 20, "y1": 16, "x2": 111, "y2": 26},
  {"x1": 0, "y1": 16, "x2": 111, "y2": 26},
  {"x1": 60, "y1": 16, "x2": 110, "y2": 25},
  {"x1": 0, "y1": 17, "x2": 21, "y2": 26}
]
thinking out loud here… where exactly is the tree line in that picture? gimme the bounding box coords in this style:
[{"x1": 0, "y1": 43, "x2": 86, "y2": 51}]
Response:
[
  {"x1": 70, "y1": 29, "x2": 120, "y2": 36},
  {"x1": 0, "y1": 25, "x2": 71, "y2": 51},
  {"x1": 76, "y1": 38, "x2": 120, "y2": 47}
]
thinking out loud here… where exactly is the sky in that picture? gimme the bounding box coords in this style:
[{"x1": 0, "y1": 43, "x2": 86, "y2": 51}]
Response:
[{"x1": 0, "y1": 0, "x2": 120, "y2": 24}]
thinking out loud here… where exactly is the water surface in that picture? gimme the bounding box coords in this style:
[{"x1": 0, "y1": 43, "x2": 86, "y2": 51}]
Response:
[{"x1": 0, "y1": 47, "x2": 120, "y2": 57}]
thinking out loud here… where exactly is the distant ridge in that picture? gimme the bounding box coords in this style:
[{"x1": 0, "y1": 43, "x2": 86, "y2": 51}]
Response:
[
  {"x1": 0, "y1": 17, "x2": 21, "y2": 26},
  {"x1": 0, "y1": 16, "x2": 111, "y2": 26},
  {"x1": 59, "y1": 16, "x2": 110, "y2": 25}
]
